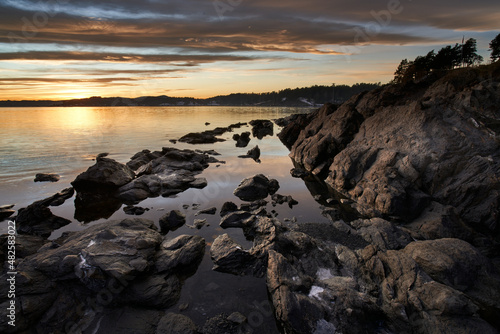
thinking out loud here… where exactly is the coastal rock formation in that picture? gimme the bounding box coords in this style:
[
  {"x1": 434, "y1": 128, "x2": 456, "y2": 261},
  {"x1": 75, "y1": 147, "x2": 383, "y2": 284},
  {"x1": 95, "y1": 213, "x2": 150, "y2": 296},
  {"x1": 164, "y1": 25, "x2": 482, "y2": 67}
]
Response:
[
  {"x1": 0, "y1": 218, "x2": 206, "y2": 333},
  {"x1": 178, "y1": 122, "x2": 247, "y2": 144},
  {"x1": 275, "y1": 65, "x2": 500, "y2": 333},
  {"x1": 279, "y1": 66, "x2": 500, "y2": 232}
]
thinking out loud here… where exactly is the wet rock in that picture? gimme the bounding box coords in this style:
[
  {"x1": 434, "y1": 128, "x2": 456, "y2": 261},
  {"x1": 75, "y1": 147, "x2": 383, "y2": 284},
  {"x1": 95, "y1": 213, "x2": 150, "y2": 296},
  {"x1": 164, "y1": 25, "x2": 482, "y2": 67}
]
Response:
[
  {"x1": 195, "y1": 207, "x2": 217, "y2": 216},
  {"x1": 34, "y1": 173, "x2": 60, "y2": 182},
  {"x1": 178, "y1": 131, "x2": 225, "y2": 144},
  {"x1": 227, "y1": 312, "x2": 247, "y2": 325},
  {"x1": 290, "y1": 167, "x2": 309, "y2": 179},
  {"x1": 72, "y1": 157, "x2": 135, "y2": 191},
  {"x1": 238, "y1": 145, "x2": 260, "y2": 162},
  {"x1": 277, "y1": 112, "x2": 315, "y2": 149},
  {"x1": 249, "y1": 119, "x2": 274, "y2": 139},
  {"x1": 210, "y1": 234, "x2": 256, "y2": 275},
  {"x1": 74, "y1": 190, "x2": 122, "y2": 223},
  {"x1": 0, "y1": 204, "x2": 15, "y2": 221},
  {"x1": 233, "y1": 131, "x2": 251, "y2": 147},
  {"x1": 271, "y1": 194, "x2": 298, "y2": 208},
  {"x1": 202, "y1": 313, "x2": 241, "y2": 334},
  {"x1": 220, "y1": 211, "x2": 253, "y2": 229},
  {"x1": 155, "y1": 235, "x2": 206, "y2": 273},
  {"x1": 0, "y1": 234, "x2": 47, "y2": 262},
  {"x1": 233, "y1": 174, "x2": 279, "y2": 201},
  {"x1": 220, "y1": 201, "x2": 238, "y2": 217},
  {"x1": 189, "y1": 177, "x2": 208, "y2": 189},
  {"x1": 159, "y1": 210, "x2": 186, "y2": 233},
  {"x1": 44, "y1": 187, "x2": 75, "y2": 206},
  {"x1": 16, "y1": 198, "x2": 71, "y2": 238},
  {"x1": 193, "y1": 219, "x2": 207, "y2": 229},
  {"x1": 239, "y1": 199, "x2": 268, "y2": 212},
  {"x1": 157, "y1": 312, "x2": 198, "y2": 334},
  {"x1": 122, "y1": 275, "x2": 181, "y2": 308},
  {"x1": 123, "y1": 205, "x2": 149, "y2": 215}
]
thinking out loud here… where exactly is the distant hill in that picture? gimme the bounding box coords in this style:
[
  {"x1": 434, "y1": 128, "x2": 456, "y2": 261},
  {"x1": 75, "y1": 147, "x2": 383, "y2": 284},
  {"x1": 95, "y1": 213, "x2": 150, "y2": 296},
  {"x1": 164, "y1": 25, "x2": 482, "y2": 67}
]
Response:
[{"x1": 0, "y1": 83, "x2": 381, "y2": 107}]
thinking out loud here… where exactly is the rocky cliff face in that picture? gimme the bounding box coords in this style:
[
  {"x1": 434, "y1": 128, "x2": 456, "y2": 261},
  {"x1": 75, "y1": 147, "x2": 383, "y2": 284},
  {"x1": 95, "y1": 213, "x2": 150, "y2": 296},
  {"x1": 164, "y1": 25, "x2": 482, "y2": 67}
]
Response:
[
  {"x1": 277, "y1": 64, "x2": 500, "y2": 333},
  {"x1": 280, "y1": 65, "x2": 500, "y2": 235}
]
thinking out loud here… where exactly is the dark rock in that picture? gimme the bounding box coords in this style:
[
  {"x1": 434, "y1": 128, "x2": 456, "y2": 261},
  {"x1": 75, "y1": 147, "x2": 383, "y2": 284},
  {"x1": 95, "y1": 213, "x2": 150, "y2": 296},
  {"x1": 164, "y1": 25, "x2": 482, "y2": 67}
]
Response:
[
  {"x1": 16, "y1": 199, "x2": 71, "y2": 238},
  {"x1": 123, "y1": 205, "x2": 149, "y2": 215},
  {"x1": 227, "y1": 312, "x2": 247, "y2": 325},
  {"x1": 34, "y1": 173, "x2": 60, "y2": 182},
  {"x1": 96, "y1": 152, "x2": 109, "y2": 159},
  {"x1": 220, "y1": 201, "x2": 238, "y2": 216},
  {"x1": 210, "y1": 234, "x2": 257, "y2": 275},
  {"x1": 72, "y1": 157, "x2": 135, "y2": 191},
  {"x1": 220, "y1": 211, "x2": 253, "y2": 229},
  {"x1": 0, "y1": 204, "x2": 15, "y2": 221},
  {"x1": 202, "y1": 313, "x2": 241, "y2": 334},
  {"x1": 233, "y1": 131, "x2": 251, "y2": 147},
  {"x1": 159, "y1": 210, "x2": 186, "y2": 233},
  {"x1": 233, "y1": 174, "x2": 279, "y2": 201},
  {"x1": 122, "y1": 275, "x2": 181, "y2": 308},
  {"x1": 268, "y1": 179, "x2": 280, "y2": 195},
  {"x1": 43, "y1": 187, "x2": 75, "y2": 206},
  {"x1": 290, "y1": 168, "x2": 309, "y2": 178},
  {"x1": 196, "y1": 207, "x2": 217, "y2": 216},
  {"x1": 205, "y1": 122, "x2": 211, "y2": 126},
  {"x1": 239, "y1": 199, "x2": 268, "y2": 212},
  {"x1": 249, "y1": 119, "x2": 274, "y2": 139},
  {"x1": 238, "y1": 145, "x2": 261, "y2": 162},
  {"x1": 278, "y1": 112, "x2": 315, "y2": 149},
  {"x1": 157, "y1": 312, "x2": 198, "y2": 334},
  {"x1": 193, "y1": 219, "x2": 207, "y2": 229},
  {"x1": 189, "y1": 178, "x2": 208, "y2": 189},
  {"x1": 271, "y1": 194, "x2": 298, "y2": 208},
  {"x1": 178, "y1": 131, "x2": 225, "y2": 144},
  {"x1": 74, "y1": 190, "x2": 122, "y2": 223},
  {"x1": 155, "y1": 235, "x2": 205, "y2": 273}
]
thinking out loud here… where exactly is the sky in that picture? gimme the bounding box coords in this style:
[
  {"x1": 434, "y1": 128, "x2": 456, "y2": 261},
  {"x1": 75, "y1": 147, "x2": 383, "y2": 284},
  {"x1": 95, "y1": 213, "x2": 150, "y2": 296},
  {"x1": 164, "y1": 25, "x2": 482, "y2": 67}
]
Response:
[{"x1": 0, "y1": 0, "x2": 499, "y2": 100}]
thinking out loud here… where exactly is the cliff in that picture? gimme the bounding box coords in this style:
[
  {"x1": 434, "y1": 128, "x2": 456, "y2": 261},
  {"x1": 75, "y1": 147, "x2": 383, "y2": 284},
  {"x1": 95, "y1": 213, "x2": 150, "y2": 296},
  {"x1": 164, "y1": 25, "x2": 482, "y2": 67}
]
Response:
[{"x1": 274, "y1": 63, "x2": 500, "y2": 333}]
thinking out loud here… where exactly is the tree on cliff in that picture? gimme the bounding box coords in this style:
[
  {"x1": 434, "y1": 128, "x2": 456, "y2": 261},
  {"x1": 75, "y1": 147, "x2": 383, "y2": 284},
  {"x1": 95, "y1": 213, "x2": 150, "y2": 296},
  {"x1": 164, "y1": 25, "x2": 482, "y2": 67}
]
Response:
[
  {"x1": 462, "y1": 38, "x2": 483, "y2": 66},
  {"x1": 490, "y1": 33, "x2": 500, "y2": 62}
]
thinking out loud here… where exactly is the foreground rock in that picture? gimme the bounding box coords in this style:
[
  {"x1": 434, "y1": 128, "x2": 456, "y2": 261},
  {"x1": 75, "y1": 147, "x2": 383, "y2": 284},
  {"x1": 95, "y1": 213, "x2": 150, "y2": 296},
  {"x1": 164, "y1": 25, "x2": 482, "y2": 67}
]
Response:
[
  {"x1": 233, "y1": 131, "x2": 251, "y2": 147},
  {"x1": 159, "y1": 210, "x2": 186, "y2": 233},
  {"x1": 0, "y1": 218, "x2": 205, "y2": 333},
  {"x1": 233, "y1": 174, "x2": 279, "y2": 201}
]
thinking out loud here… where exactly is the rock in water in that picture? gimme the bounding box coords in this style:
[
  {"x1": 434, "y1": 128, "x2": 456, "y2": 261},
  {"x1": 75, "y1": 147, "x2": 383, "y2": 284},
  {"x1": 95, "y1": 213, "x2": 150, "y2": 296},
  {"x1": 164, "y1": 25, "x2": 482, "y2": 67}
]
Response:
[
  {"x1": 249, "y1": 119, "x2": 274, "y2": 139},
  {"x1": 34, "y1": 173, "x2": 60, "y2": 182},
  {"x1": 159, "y1": 210, "x2": 186, "y2": 233},
  {"x1": 72, "y1": 157, "x2": 135, "y2": 191},
  {"x1": 233, "y1": 174, "x2": 280, "y2": 201}
]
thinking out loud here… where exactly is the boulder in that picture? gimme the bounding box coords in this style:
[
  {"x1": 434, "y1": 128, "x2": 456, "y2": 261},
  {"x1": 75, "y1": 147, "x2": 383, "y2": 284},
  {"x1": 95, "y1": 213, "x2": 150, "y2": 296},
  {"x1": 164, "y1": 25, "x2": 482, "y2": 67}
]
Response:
[
  {"x1": 210, "y1": 234, "x2": 257, "y2": 275},
  {"x1": 238, "y1": 145, "x2": 261, "y2": 162},
  {"x1": 16, "y1": 199, "x2": 71, "y2": 238},
  {"x1": 233, "y1": 131, "x2": 251, "y2": 147},
  {"x1": 233, "y1": 174, "x2": 280, "y2": 201},
  {"x1": 220, "y1": 201, "x2": 238, "y2": 216},
  {"x1": 155, "y1": 235, "x2": 205, "y2": 273},
  {"x1": 195, "y1": 207, "x2": 217, "y2": 216},
  {"x1": 72, "y1": 157, "x2": 135, "y2": 191},
  {"x1": 159, "y1": 210, "x2": 186, "y2": 233},
  {"x1": 249, "y1": 119, "x2": 274, "y2": 139}
]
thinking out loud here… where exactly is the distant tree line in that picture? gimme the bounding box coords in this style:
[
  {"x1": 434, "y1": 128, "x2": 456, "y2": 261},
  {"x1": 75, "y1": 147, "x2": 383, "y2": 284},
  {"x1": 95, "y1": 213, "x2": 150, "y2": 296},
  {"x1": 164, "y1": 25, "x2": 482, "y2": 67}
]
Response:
[
  {"x1": 393, "y1": 33, "x2": 500, "y2": 84},
  {"x1": 209, "y1": 82, "x2": 382, "y2": 106}
]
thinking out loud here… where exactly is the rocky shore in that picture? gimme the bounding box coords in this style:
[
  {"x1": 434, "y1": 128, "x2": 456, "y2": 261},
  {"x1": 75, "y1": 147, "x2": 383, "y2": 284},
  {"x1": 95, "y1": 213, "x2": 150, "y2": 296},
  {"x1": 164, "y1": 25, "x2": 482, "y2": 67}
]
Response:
[
  {"x1": 275, "y1": 64, "x2": 500, "y2": 332},
  {"x1": 1, "y1": 64, "x2": 499, "y2": 334}
]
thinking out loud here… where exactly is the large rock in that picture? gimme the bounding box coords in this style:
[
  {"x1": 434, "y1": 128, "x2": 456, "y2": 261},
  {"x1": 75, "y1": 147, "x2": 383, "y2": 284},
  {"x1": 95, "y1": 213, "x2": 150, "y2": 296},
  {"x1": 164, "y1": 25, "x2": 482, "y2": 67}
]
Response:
[
  {"x1": 249, "y1": 119, "x2": 274, "y2": 139},
  {"x1": 233, "y1": 174, "x2": 280, "y2": 201},
  {"x1": 159, "y1": 210, "x2": 186, "y2": 233},
  {"x1": 280, "y1": 67, "x2": 500, "y2": 234},
  {"x1": 72, "y1": 157, "x2": 135, "y2": 191},
  {"x1": 155, "y1": 235, "x2": 205, "y2": 273}
]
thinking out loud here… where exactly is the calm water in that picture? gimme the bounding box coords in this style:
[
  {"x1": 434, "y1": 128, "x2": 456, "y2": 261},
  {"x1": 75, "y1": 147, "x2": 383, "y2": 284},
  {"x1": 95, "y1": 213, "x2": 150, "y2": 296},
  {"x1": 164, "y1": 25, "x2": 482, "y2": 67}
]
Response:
[{"x1": 0, "y1": 106, "x2": 334, "y2": 332}]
